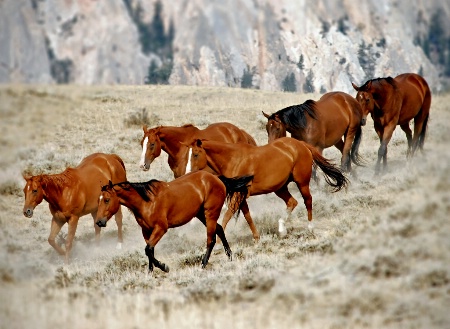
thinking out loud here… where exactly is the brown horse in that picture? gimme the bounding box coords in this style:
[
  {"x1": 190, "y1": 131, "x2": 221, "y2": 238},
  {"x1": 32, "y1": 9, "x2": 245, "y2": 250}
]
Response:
[
  {"x1": 96, "y1": 171, "x2": 253, "y2": 272},
  {"x1": 263, "y1": 91, "x2": 364, "y2": 173},
  {"x1": 352, "y1": 73, "x2": 431, "y2": 174},
  {"x1": 22, "y1": 153, "x2": 127, "y2": 263},
  {"x1": 187, "y1": 138, "x2": 348, "y2": 238},
  {"x1": 139, "y1": 122, "x2": 256, "y2": 178}
]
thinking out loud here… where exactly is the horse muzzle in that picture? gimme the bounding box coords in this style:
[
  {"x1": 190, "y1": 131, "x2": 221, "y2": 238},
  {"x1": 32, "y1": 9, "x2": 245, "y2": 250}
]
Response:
[
  {"x1": 96, "y1": 219, "x2": 107, "y2": 227},
  {"x1": 23, "y1": 208, "x2": 34, "y2": 218}
]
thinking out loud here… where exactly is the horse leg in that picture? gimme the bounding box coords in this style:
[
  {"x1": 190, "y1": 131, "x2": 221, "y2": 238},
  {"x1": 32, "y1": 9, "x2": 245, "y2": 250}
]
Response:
[
  {"x1": 373, "y1": 122, "x2": 385, "y2": 175},
  {"x1": 48, "y1": 216, "x2": 66, "y2": 257},
  {"x1": 143, "y1": 226, "x2": 169, "y2": 273},
  {"x1": 400, "y1": 123, "x2": 413, "y2": 157},
  {"x1": 240, "y1": 200, "x2": 260, "y2": 241},
  {"x1": 64, "y1": 216, "x2": 80, "y2": 264},
  {"x1": 113, "y1": 206, "x2": 124, "y2": 249},
  {"x1": 198, "y1": 212, "x2": 232, "y2": 262},
  {"x1": 342, "y1": 126, "x2": 359, "y2": 173},
  {"x1": 91, "y1": 211, "x2": 101, "y2": 246},
  {"x1": 377, "y1": 124, "x2": 396, "y2": 174},
  {"x1": 274, "y1": 185, "x2": 298, "y2": 236}
]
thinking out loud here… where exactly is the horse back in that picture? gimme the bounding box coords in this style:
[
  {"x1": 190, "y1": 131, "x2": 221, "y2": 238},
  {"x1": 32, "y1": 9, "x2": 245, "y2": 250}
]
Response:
[
  {"x1": 202, "y1": 122, "x2": 256, "y2": 145},
  {"x1": 74, "y1": 153, "x2": 127, "y2": 212}
]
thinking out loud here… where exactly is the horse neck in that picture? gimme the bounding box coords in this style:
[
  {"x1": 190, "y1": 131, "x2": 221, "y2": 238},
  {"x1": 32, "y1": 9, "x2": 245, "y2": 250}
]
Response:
[
  {"x1": 40, "y1": 171, "x2": 74, "y2": 208},
  {"x1": 160, "y1": 125, "x2": 199, "y2": 157},
  {"x1": 203, "y1": 142, "x2": 236, "y2": 174},
  {"x1": 115, "y1": 187, "x2": 153, "y2": 219}
]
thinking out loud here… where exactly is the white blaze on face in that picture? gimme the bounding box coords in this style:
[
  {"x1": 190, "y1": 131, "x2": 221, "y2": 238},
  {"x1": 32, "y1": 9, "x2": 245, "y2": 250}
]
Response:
[
  {"x1": 185, "y1": 148, "x2": 192, "y2": 174},
  {"x1": 140, "y1": 137, "x2": 148, "y2": 168}
]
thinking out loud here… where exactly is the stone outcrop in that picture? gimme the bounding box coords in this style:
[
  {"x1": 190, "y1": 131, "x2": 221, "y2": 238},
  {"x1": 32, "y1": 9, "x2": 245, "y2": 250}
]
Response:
[{"x1": 0, "y1": 0, "x2": 447, "y2": 93}]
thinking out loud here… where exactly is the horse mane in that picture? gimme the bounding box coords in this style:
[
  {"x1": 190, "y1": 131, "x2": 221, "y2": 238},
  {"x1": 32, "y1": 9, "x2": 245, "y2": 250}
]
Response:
[
  {"x1": 180, "y1": 124, "x2": 196, "y2": 128},
  {"x1": 361, "y1": 76, "x2": 397, "y2": 91},
  {"x1": 41, "y1": 168, "x2": 77, "y2": 193},
  {"x1": 272, "y1": 99, "x2": 318, "y2": 130},
  {"x1": 113, "y1": 180, "x2": 162, "y2": 202}
]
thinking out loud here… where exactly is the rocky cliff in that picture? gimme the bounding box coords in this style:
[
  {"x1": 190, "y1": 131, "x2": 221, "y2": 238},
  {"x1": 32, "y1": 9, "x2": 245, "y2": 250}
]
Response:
[{"x1": 1, "y1": 0, "x2": 449, "y2": 93}]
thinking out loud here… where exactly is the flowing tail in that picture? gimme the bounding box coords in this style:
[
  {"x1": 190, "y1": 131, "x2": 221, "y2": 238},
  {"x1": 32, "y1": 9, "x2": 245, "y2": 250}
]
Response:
[
  {"x1": 418, "y1": 113, "x2": 429, "y2": 151},
  {"x1": 303, "y1": 144, "x2": 349, "y2": 192},
  {"x1": 218, "y1": 175, "x2": 254, "y2": 215},
  {"x1": 350, "y1": 125, "x2": 365, "y2": 167}
]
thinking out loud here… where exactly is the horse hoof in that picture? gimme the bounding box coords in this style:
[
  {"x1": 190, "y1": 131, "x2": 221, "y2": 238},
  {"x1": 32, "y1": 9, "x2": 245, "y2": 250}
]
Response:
[
  {"x1": 163, "y1": 264, "x2": 170, "y2": 273},
  {"x1": 308, "y1": 222, "x2": 314, "y2": 232},
  {"x1": 116, "y1": 242, "x2": 123, "y2": 250}
]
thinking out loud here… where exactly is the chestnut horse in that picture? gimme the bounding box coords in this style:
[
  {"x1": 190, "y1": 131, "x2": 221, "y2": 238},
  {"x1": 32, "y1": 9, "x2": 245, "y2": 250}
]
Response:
[
  {"x1": 22, "y1": 153, "x2": 127, "y2": 263},
  {"x1": 187, "y1": 138, "x2": 348, "y2": 238},
  {"x1": 96, "y1": 171, "x2": 253, "y2": 272},
  {"x1": 263, "y1": 91, "x2": 364, "y2": 173},
  {"x1": 139, "y1": 122, "x2": 256, "y2": 178},
  {"x1": 352, "y1": 73, "x2": 431, "y2": 174}
]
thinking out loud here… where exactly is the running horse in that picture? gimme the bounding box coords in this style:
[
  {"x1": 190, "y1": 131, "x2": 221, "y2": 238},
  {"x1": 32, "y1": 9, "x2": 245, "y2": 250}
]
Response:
[
  {"x1": 139, "y1": 122, "x2": 256, "y2": 178},
  {"x1": 96, "y1": 171, "x2": 253, "y2": 272},
  {"x1": 22, "y1": 153, "x2": 127, "y2": 264},
  {"x1": 352, "y1": 73, "x2": 431, "y2": 174},
  {"x1": 187, "y1": 138, "x2": 348, "y2": 238},
  {"x1": 263, "y1": 91, "x2": 364, "y2": 173}
]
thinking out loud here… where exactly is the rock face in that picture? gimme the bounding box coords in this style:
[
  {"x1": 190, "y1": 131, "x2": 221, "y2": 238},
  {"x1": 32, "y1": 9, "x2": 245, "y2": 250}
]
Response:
[{"x1": 0, "y1": 0, "x2": 448, "y2": 93}]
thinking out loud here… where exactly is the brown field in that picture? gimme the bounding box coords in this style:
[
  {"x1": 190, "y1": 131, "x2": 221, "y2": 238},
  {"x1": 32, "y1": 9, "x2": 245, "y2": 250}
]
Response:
[{"x1": 0, "y1": 85, "x2": 449, "y2": 329}]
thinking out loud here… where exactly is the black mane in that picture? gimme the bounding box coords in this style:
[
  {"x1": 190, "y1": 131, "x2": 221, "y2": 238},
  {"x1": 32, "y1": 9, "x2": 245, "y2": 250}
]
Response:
[
  {"x1": 361, "y1": 76, "x2": 396, "y2": 90},
  {"x1": 271, "y1": 99, "x2": 318, "y2": 130},
  {"x1": 104, "y1": 180, "x2": 162, "y2": 202}
]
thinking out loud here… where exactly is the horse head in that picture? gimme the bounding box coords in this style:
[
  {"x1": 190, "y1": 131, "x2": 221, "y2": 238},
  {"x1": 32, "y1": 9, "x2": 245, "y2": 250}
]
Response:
[
  {"x1": 140, "y1": 125, "x2": 162, "y2": 171},
  {"x1": 352, "y1": 81, "x2": 376, "y2": 126},
  {"x1": 22, "y1": 174, "x2": 45, "y2": 218},
  {"x1": 186, "y1": 139, "x2": 208, "y2": 173},
  {"x1": 263, "y1": 111, "x2": 287, "y2": 142},
  {"x1": 96, "y1": 181, "x2": 121, "y2": 227}
]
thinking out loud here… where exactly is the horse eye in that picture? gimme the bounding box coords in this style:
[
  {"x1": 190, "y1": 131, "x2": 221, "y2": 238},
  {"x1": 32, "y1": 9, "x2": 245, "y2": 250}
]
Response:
[
  {"x1": 105, "y1": 199, "x2": 110, "y2": 204},
  {"x1": 32, "y1": 189, "x2": 38, "y2": 193}
]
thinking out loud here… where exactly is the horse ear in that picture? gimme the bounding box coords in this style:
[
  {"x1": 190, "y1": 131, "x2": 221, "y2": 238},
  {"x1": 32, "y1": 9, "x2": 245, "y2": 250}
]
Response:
[
  {"x1": 22, "y1": 172, "x2": 31, "y2": 181},
  {"x1": 351, "y1": 82, "x2": 360, "y2": 91},
  {"x1": 262, "y1": 111, "x2": 270, "y2": 119},
  {"x1": 143, "y1": 125, "x2": 148, "y2": 133},
  {"x1": 366, "y1": 81, "x2": 372, "y2": 89}
]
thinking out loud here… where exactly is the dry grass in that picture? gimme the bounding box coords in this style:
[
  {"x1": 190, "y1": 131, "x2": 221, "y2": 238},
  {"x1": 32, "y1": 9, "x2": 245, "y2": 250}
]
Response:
[{"x1": 0, "y1": 84, "x2": 449, "y2": 329}]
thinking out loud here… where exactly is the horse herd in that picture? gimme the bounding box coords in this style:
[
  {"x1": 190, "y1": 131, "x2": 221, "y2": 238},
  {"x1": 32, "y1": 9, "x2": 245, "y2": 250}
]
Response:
[{"x1": 22, "y1": 73, "x2": 431, "y2": 272}]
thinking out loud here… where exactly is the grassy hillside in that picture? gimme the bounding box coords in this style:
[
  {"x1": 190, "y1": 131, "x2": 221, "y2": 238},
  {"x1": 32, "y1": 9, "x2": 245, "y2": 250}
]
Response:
[{"x1": 0, "y1": 85, "x2": 449, "y2": 328}]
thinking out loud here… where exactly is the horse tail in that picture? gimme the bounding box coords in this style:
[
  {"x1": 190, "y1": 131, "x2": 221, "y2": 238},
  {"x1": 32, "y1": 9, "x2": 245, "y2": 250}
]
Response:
[
  {"x1": 350, "y1": 125, "x2": 365, "y2": 167},
  {"x1": 304, "y1": 144, "x2": 349, "y2": 192},
  {"x1": 418, "y1": 87, "x2": 431, "y2": 150},
  {"x1": 218, "y1": 175, "x2": 253, "y2": 216}
]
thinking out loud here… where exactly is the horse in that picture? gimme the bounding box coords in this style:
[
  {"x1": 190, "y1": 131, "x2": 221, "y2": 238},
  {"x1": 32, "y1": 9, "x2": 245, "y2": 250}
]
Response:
[
  {"x1": 22, "y1": 153, "x2": 127, "y2": 264},
  {"x1": 96, "y1": 171, "x2": 253, "y2": 272},
  {"x1": 187, "y1": 138, "x2": 348, "y2": 238},
  {"x1": 352, "y1": 73, "x2": 431, "y2": 174},
  {"x1": 139, "y1": 122, "x2": 257, "y2": 178},
  {"x1": 262, "y1": 91, "x2": 364, "y2": 173}
]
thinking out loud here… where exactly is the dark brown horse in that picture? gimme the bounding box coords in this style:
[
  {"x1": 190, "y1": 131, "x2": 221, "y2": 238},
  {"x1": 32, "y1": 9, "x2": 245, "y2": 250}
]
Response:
[
  {"x1": 139, "y1": 122, "x2": 256, "y2": 178},
  {"x1": 263, "y1": 91, "x2": 364, "y2": 173},
  {"x1": 22, "y1": 153, "x2": 127, "y2": 263},
  {"x1": 96, "y1": 171, "x2": 253, "y2": 272},
  {"x1": 187, "y1": 138, "x2": 348, "y2": 238},
  {"x1": 352, "y1": 73, "x2": 431, "y2": 174}
]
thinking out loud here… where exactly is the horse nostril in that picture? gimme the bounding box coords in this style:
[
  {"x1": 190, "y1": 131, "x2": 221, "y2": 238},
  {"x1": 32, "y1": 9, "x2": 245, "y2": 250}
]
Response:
[{"x1": 24, "y1": 209, "x2": 33, "y2": 217}]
